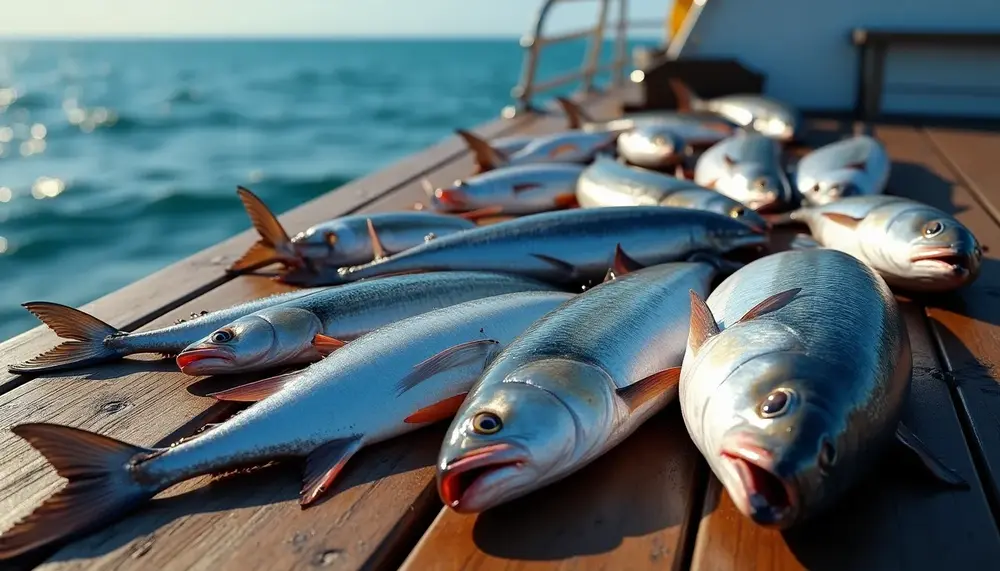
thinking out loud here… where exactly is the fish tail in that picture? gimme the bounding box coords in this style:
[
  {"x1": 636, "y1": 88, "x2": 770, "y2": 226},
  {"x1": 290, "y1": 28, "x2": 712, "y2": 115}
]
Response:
[
  {"x1": 667, "y1": 78, "x2": 701, "y2": 112},
  {"x1": 9, "y1": 303, "x2": 128, "y2": 374},
  {"x1": 229, "y1": 186, "x2": 300, "y2": 273},
  {"x1": 554, "y1": 96, "x2": 591, "y2": 129},
  {"x1": 0, "y1": 423, "x2": 159, "y2": 559}
]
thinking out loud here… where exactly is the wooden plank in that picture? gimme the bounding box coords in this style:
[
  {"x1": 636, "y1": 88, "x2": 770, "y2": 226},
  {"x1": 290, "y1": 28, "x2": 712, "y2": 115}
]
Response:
[
  {"x1": 688, "y1": 302, "x2": 1000, "y2": 571},
  {"x1": 399, "y1": 408, "x2": 703, "y2": 571},
  {"x1": 878, "y1": 125, "x2": 1000, "y2": 509},
  {"x1": 0, "y1": 92, "x2": 625, "y2": 570}
]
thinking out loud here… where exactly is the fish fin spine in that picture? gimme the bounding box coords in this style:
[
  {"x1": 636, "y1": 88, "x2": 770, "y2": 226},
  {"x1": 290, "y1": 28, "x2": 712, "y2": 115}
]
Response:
[
  {"x1": 688, "y1": 289, "x2": 721, "y2": 353},
  {"x1": 404, "y1": 393, "x2": 470, "y2": 424},
  {"x1": 208, "y1": 371, "x2": 303, "y2": 402},
  {"x1": 617, "y1": 367, "x2": 682, "y2": 412},
  {"x1": 0, "y1": 423, "x2": 158, "y2": 558},
  {"x1": 895, "y1": 422, "x2": 969, "y2": 489},
  {"x1": 9, "y1": 303, "x2": 127, "y2": 374},
  {"x1": 735, "y1": 288, "x2": 802, "y2": 324},
  {"x1": 396, "y1": 339, "x2": 501, "y2": 395},
  {"x1": 365, "y1": 218, "x2": 388, "y2": 261},
  {"x1": 301, "y1": 437, "x2": 364, "y2": 506}
]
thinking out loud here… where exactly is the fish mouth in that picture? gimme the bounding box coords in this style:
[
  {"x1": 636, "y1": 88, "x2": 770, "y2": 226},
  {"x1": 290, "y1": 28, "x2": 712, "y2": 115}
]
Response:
[
  {"x1": 176, "y1": 348, "x2": 233, "y2": 374},
  {"x1": 909, "y1": 246, "x2": 976, "y2": 275},
  {"x1": 433, "y1": 188, "x2": 469, "y2": 209},
  {"x1": 438, "y1": 442, "x2": 529, "y2": 512},
  {"x1": 721, "y1": 444, "x2": 799, "y2": 528}
]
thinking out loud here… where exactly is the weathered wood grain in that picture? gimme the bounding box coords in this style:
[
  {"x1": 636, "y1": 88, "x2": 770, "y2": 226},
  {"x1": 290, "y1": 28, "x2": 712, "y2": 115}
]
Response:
[{"x1": 399, "y1": 408, "x2": 703, "y2": 571}]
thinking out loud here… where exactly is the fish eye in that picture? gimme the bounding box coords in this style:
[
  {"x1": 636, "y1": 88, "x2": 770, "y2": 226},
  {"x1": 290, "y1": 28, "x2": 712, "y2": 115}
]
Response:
[
  {"x1": 729, "y1": 205, "x2": 746, "y2": 218},
  {"x1": 472, "y1": 412, "x2": 502, "y2": 435},
  {"x1": 210, "y1": 329, "x2": 234, "y2": 344},
  {"x1": 652, "y1": 134, "x2": 668, "y2": 146},
  {"x1": 752, "y1": 177, "x2": 770, "y2": 190},
  {"x1": 922, "y1": 220, "x2": 945, "y2": 237},
  {"x1": 811, "y1": 183, "x2": 821, "y2": 193},
  {"x1": 325, "y1": 231, "x2": 338, "y2": 247},
  {"x1": 758, "y1": 388, "x2": 795, "y2": 418}
]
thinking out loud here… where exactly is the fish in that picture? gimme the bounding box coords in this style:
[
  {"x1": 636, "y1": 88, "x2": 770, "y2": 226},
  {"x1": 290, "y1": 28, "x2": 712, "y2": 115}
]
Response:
[
  {"x1": 8, "y1": 287, "x2": 323, "y2": 375},
  {"x1": 299, "y1": 206, "x2": 768, "y2": 287},
  {"x1": 175, "y1": 271, "x2": 562, "y2": 375},
  {"x1": 555, "y1": 96, "x2": 739, "y2": 136},
  {"x1": 456, "y1": 129, "x2": 619, "y2": 173},
  {"x1": 616, "y1": 123, "x2": 730, "y2": 170},
  {"x1": 436, "y1": 260, "x2": 720, "y2": 512},
  {"x1": 576, "y1": 156, "x2": 769, "y2": 233},
  {"x1": 669, "y1": 79, "x2": 802, "y2": 142},
  {"x1": 228, "y1": 187, "x2": 477, "y2": 274},
  {"x1": 424, "y1": 163, "x2": 584, "y2": 216},
  {"x1": 0, "y1": 291, "x2": 573, "y2": 559},
  {"x1": 794, "y1": 135, "x2": 891, "y2": 206},
  {"x1": 776, "y1": 195, "x2": 982, "y2": 292},
  {"x1": 694, "y1": 132, "x2": 796, "y2": 212},
  {"x1": 678, "y1": 248, "x2": 967, "y2": 529}
]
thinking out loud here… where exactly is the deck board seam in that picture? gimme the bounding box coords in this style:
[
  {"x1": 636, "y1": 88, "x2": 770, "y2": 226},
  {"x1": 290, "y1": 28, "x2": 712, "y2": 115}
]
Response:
[{"x1": 921, "y1": 127, "x2": 1000, "y2": 230}]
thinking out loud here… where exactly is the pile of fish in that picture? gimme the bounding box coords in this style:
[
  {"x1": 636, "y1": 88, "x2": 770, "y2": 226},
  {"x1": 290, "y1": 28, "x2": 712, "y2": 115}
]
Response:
[{"x1": 0, "y1": 80, "x2": 984, "y2": 558}]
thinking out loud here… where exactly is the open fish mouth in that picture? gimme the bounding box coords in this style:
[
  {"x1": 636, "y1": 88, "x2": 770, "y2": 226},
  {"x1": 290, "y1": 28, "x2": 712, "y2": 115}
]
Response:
[
  {"x1": 721, "y1": 444, "x2": 798, "y2": 527},
  {"x1": 909, "y1": 247, "x2": 975, "y2": 274},
  {"x1": 438, "y1": 442, "x2": 528, "y2": 512},
  {"x1": 176, "y1": 348, "x2": 234, "y2": 374}
]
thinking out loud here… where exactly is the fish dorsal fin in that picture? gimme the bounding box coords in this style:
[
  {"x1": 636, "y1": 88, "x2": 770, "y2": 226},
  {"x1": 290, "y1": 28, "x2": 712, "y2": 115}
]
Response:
[
  {"x1": 396, "y1": 339, "x2": 501, "y2": 395},
  {"x1": 404, "y1": 393, "x2": 470, "y2": 425},
  {"x1": 366, "y1": 218, "x2": 387, "y2": 262},
  {"x1": 895, "y1": 422, "x2": 968, "y2": 489},
  {"x1": 689, "y1": 289, "x2": 721, "y2": 353},
  {"x1": 845, "y1": 160, "x2": 867, "y2": 172},
  {"x1": 735, "y1": 288, "x2": 802, "y2": 324},
  {"x1": 821, "y1": 212, "x2": 864, "y2": 229},
  {"x1": 667, "y1": 78, "x2": 699, "y2": 112},
  {"x1": 555, "y1": 96, "x2": 590, "y2": 129},
  {"x1": 512, "y1": 182, "x2": 542, "y2": 194},
  {"x1": 456, "y1": 129, "x2": 508, "y2": 172},
  {"x1": 605, "y1": 243, "x2": 644, "y2": 281},
  {"x1": 208, "y1": 371, "x2": 302, "y2": 402},
  {"x1": 457, "y1": 205, "x2": 505, "y2": 221},
  {"x1": 617, "y1": 367, "x2": 682, "y2": 412},
  {"x1": 301, "y1": 437, "x2": 363, "y2": 506},
  {"x1": 531, "y1": 253, "x2": 576, "y2": 275},
  {"x1": 313, "y1": 334, "x2": 347, "y2": 356}
]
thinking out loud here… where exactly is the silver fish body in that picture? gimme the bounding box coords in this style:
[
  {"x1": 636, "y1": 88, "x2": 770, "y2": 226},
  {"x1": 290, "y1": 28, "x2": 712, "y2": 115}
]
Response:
[
  {"x1": 429, "y1": 163, "x2": 584, "y2": 215},
  {"x1": 321, "y1": 206, "x2": 768, "y2": 287},
  {"x1": 507, "y1": 131, "x2": 619, "y2": 166},
  {"x1": 617, "y1": 124, "x2": 730, "y2": 170},
  {"x1": 177, "y1": 272, "x2": 563, "y2": 375},
  {"x1": 679, "y1": 248, "x2": 909, "y2": 528},
  {"x1": 491, "y1": 134, "x2": 538, "y2": 156},
  {"x1": 581, "y1": 111, "x2": 739, "y2": 136},
  {"x1": 785, "y1": 195, "x2": 982, "y2": 292},
  {"x1": 576, "y1": 156, "x2": 769, "y2": 233},
  {"x1": 795, "y1": 136, "x2": 890, "y2": 205},
  {"x1": 437, "y1": 262, "x2": 717, "y2": 512},
  {"x1": 695, "y1": 94, "x2": 801, "y2": 142},
  {"x1": 695, "y1": 133, "x2": 795, "y2": 212}
]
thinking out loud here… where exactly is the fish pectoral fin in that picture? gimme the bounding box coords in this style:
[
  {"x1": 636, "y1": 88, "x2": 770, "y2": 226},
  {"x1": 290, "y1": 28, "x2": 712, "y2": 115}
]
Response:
[
  {"x1": 688, "y1": 290, "x2": 721, "y2": 353},
  {"x1": 457, "y1": 205, "x2": 505, "y2": 221},
  {"x1": 313, "y1": 334, "x2": 347, "y2": 356},
  {"x1": 301, "y1": 437, "x2": 364, "y2": 507},
  {"x1": 604, "y1": 243, "x2": 644, "y2": 281},
  {"x1": 455, "y1": 129, "x2": 508, "y2": 172},
  {"x1": 366, "y1": 218, "x2": 388, "y2": 261},
  {"x1": 895, "y1": 422, "x2": 969, "y2": 489},
  {"x1": 735, "y1": 288, "x2": 803, "y2": 324},
  {"x1": 531, "y1": 253, "x2": 576, "y2": 275},
  {"x1": 396, "y1": 339, "x2": 502, "y2": 395},
  {"x1": 617, "y1": 367, "x2": 682, "y2": 412},
  {"x1": 208, "y1": 371, "x2": 303, "y2": 402},
  {"x1": 404, "y1": 393, "x2": 470, "y2": 424},
  {"x1": 820, "y1": 212, "x2": 864, "y2": 229}
]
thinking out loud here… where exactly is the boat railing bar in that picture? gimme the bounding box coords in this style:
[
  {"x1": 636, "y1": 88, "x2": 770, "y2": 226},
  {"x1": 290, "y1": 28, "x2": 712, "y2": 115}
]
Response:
[
  {"x1": 664, "y1": 0, "x2": 707, "y2": 60},
  {"x1": 508, "y1": 0, "x2": 662, "y2": 116}
]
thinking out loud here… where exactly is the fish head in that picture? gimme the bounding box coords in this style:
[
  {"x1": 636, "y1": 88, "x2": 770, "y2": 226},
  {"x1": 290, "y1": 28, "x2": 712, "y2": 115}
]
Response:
[
  {"x1": 685, "y1": 190, "x2": 770, "y2": 234},
  {"x1": 751, "y1": 115, "x2": 797, "y2": 142},
  {"x1": 800, "y1": 170, "x2": 866, "y2": 206},
  {"x1": 618, "y1": 127, "x2": 684, "y2": 168},
  {"x1": 176, "y1": 308, "x2": 324, "y2": 375},
  {"x1": 881, "y1": 207, "x2": 982, "y2": 290},
  {"x1": 730, "y1": 164, "x2": 787, "y2": 212},
  {"x1": 430, "y1": 179, "x2": 475, "y2": 211},
  {"x1": 289, "y1": 222, "x2": 362, "y2": 266},
  {"x1": 704, "y1": 212, "x2": 771, "y2": 253},
  {"x1": 438, "y1": 358, "x2": 613, "y2": 512}
]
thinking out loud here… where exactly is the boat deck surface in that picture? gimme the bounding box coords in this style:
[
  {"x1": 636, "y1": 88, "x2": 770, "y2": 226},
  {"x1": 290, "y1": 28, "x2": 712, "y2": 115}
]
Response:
[{"x1": 2, "y1": 90, "x2": 1000, "y2": 571}]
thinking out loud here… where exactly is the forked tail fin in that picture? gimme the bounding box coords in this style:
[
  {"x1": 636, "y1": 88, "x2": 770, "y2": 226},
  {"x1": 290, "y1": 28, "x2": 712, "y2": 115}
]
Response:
[
  {"x1": 554, "y1": 96, "x2": 592, "y2": 130},
  {"x1": 229, "y1": 187, "x2": 301, "y2": 273},
  {"x1": 455, "y1": 129, "x2": 508, "y2": 173},
  {"x1": 9, "y1": 303, "x2": 127, "y2": 374},
  {"x1": 0, "y1": 424, "x2": 158, "y2": 559},
  {"x1": 667, "y1": 78, "x2": 703, "y2": 112}
]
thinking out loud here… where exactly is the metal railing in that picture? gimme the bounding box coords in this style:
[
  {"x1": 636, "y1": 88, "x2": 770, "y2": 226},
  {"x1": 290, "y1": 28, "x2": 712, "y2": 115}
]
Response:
[{"x1": 505, "y1": 0, "x2": 667, "y2": 117}]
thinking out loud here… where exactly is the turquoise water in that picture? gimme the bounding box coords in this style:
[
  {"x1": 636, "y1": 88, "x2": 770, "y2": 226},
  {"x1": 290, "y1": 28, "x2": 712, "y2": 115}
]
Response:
[{"x1": 0, "y1": 39, "x2": 653, "y2": 341}]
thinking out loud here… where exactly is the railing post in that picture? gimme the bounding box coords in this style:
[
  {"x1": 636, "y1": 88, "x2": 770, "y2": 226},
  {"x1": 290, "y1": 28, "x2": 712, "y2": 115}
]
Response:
[
  {"x1": 614, "y1": 0, "x2": 629, "y2": 86},
  {"x1": 509, "y1": 0, "x2": 561, "y2": 116},
  {"x1": 581, "y1": 0, "x2": 610, "y2": 93}
]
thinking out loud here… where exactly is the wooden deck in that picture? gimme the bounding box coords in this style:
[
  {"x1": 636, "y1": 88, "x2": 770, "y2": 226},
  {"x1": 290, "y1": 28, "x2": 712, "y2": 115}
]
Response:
[{"x1": 2, "y1": 89, "x2": 1000, "y2": 570}]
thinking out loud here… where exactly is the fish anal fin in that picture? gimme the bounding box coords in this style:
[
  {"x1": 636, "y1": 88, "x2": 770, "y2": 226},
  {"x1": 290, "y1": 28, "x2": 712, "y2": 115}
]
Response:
[
  {"x1": 396, "y1": 339, "x2": 501, "y2": 395},
  {"x1": 366, "y1": 218, "x2": 387, "y2": 261},
  {"x1": 617, "y1": 367, "x2": 682, "y2": 412},
  {"x1": 208, "y1": 371, "x2": 302, "y2": 402},
  {"x1": 895, "y1": 422, "x2": 969, "y2": 489},
  {"x1": 735, "y1": 288, "x2": 802, "y2": 324},
  {"x1": 301, "y1": 437, "x2": 363, "y2": 507},
  {"x1": 531, "y1": 253, "x2": 576, "y2": 275},
  {"x1": 689, "y1": 289, "x2": 721, "y2": 353},
  {"x1": 404, "y1": 393, "x2": 469, "y2": 424},
  {"x1": 821, "y1": 212, "x2": 864, "y2": 229}
]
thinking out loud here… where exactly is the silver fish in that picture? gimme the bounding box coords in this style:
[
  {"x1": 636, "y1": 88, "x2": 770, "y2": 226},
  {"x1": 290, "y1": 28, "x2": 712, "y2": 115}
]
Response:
[
  {"x1": 670, "y1": 79, "x2": 802, "y2": 142},
  {"x1": 309, "y1": 206, "x2": 767, "y2": 287},
  {"x1": 694, "y1": 133, "x2": 795, "y2": 212},
  {"x1": 228, "y1": 187, "x2": 477, "y2": 274},
  {"x1": 555, "y1": 96, "x2": 739, "y2": 136},
  {"x1": 436, "y1": 261, "x2": 717, "y2": 512},
  {"x1": 0, "y1": 291, "x2": 572, "y2": 559},
  {"x1": 8, "y1": 287, "x2": 322, "y2": 374},
  {"x1": 176, "y1": 271, "x2": 561, "y2": 375},
  {"x1": 780, "y1": 195, "x2": 982, "y2": 292},
  {"x1": 456, "y1": 129, "x2": 618, "y2": 173},
  {"x1": 617, "y1": 123, "x2": 730, "y2": 170},
  {"x1": 425, "y1": 163, "x2": 584, "y2": 216},
  {"x1": 679, "y1": 248, "x2": 966, "y2": 529},
  {"x1": 576, "y1": 156, "x2": 769, "y2": 233},
  {"x1": 794, "y1": 135, "x2": 890, "y2": 205}
]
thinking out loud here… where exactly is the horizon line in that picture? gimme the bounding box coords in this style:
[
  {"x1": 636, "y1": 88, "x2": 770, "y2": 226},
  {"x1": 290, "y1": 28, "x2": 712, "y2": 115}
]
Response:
[{"x1": 0, "y1": 32, "x2": 663, "y2": 41}]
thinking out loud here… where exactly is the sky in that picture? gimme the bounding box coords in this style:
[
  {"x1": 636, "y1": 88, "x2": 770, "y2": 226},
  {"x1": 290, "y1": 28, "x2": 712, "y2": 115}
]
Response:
[{"x1": 0, "y1": 0, "x2": 670, "y2": 38}]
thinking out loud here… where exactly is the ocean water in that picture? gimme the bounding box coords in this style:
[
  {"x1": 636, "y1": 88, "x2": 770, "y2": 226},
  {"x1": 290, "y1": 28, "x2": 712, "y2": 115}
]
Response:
[{"x1": 0, "y1": 39, "x2": 653, "y2": 341}]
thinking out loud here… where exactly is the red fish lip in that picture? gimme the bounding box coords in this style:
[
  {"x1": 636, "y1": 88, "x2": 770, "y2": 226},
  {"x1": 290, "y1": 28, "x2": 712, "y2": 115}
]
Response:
[
  {"x1": 720, "y1": 443, "x2": 799, "y2": 527},
  {"x1": 434, "y1": 188, "x2": 469, "y2": 208},
  {"x1": 909, "y1": 246, "x2": 970, "y2": 267},
  {"x1": 176, "y1": 348, "x2": 231, "y2": 373},
  {"x1": 438, "y1": 443, "x2": 527, "y2": 511}
]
